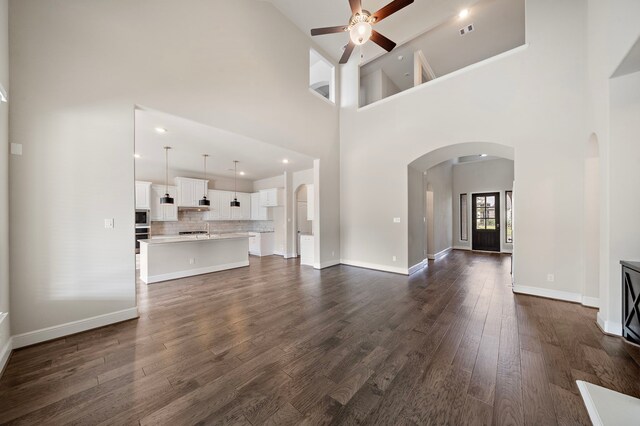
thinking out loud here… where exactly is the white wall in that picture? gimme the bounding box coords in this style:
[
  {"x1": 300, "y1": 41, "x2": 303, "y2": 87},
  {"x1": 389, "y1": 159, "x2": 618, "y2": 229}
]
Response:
[
  {"x1": 586, "y1": 0, "x2": 640, "y2": 333},
  {"x1": 452, "y1": 158, "x2": 514, "y2": 253},
  {"x1": 426, "y1": 160, "x2": 453, "y2": 257},
  {"x1": 407, "y1": 166, "x2": 424, "y2": 267},
  {"x1": 8, "y1": 0, "x2": 340, "y2": 340},
  {"x1": 0, "y1": 0, "x2": 10, "y2": 368},
  {"x1": 606, "y1": 70, "x2": 640, "y2": 330},
  {"x1": 360, "y1": 69, "x2": 400, "y2": 107},
  {"x1": 341, "y1": 0, "x2": 589, "y2": 297}
]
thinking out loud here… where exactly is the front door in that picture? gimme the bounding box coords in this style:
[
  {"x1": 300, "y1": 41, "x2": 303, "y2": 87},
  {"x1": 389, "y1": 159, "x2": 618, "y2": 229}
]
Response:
[{"x1": 472, "y1": 192, "x2": 500, "y2": 252}]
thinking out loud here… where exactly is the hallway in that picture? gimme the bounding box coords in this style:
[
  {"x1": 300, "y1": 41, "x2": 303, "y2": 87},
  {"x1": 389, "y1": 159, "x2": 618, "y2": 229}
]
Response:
[{"x1": 1, "y1": 252, "x2": 639, "y2": 424}]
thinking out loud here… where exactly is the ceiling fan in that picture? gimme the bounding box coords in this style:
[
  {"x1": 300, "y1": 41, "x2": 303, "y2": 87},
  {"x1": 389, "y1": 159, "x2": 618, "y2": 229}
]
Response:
[{"x1": 310, "y1": 0, "x2": 414, "y2": 64}]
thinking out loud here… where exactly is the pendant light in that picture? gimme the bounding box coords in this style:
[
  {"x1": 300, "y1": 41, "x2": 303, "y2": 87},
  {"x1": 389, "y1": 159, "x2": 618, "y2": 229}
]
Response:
[
  {"x1": 230, "y1": 160, "x2": 240, "y2": 208},
  {"x1": 199, "y1": 154, "x2": 210, "y2": 206},
  {"x1": 160, "y1": 146, "x2": 174, "y2": 205}
]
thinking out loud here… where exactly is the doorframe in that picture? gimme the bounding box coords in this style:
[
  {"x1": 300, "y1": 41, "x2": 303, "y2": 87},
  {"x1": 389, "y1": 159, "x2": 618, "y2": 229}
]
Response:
[{"x1": 467, "y1": 190, "x2": 507, "y2": 253}]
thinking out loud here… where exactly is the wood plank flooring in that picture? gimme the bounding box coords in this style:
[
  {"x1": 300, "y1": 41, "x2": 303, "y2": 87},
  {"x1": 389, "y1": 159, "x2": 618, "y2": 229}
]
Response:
[{"x1": 2, "y1": 251, "x2": 640, "y2": 425}]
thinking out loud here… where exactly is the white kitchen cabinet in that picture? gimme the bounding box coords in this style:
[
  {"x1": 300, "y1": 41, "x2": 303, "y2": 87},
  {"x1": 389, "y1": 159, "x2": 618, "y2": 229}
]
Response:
[
  {"x1": 248, "y1": 232, "x2": 275, "y2": 256},
  {"x1": 259, "y1": 188, "x2": 282, "y2": 207},
  {"x1": 175, "y1": 177, "x2": 209, "y2": 207},
  {"x1": 150, "y1": 184, "x2": 178, "y2": 222},
  {"x1": 306, "y1": 184, "x2": 314, "y2": 221},
  {"x1": 251, "y1": 193, "x2": 271, "y2": 220},
  {"x1": 135, "y1": 181, "x2": 152, "y2": 210},
  {"x1": 300, "y1": 234, "x2": 314, "y2": 266},
  {"x1": 206, "y1": 190, "x2": 253, "y2": 221},
  {"x1": 231, "y1": 192, "x2": 251, "y2": 220}
]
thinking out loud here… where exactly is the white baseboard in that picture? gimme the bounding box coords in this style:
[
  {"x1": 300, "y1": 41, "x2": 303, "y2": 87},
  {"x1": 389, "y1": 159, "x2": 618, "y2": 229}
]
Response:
[
  {"x1": 581, "y1": 296, "x2": 600, "y2": 308},
  {"x1": 596, "y1": 312, "x2": 622, "y2": 336},
  {"x1": 408, "y1": 259, "x2": 427, "y2": 275},
  {"x1": 453, "y1": 245, "x2": 471, "y2": 251},
  {"x1": 12, "y1": 307, "x2": 139, "y2": 349},
  {"x1": 427, "y1": 247, "x2": 452, "y2": 261},
  {"x1": 514, "y1": 285, "x2": 604, "y2": 310},
  {"x1": 143, "y1": 261, "x2": 250, "y2": 284},
  {"x1": 315, "y1": 259, "x2": 340, "y2": 270},
  {"x1": 513, "y1": 285, "x2": 582, "y2": 303},
  {"x1": 0, "y1": 336, "x2": 13, "y2": 376},
  {"x1": 340, "y1": 259, "x2": 408, "y2": 275}
]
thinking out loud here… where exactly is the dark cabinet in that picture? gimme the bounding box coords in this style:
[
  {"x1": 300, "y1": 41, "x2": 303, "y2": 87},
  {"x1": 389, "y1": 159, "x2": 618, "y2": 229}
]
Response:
[{"x1": 622, "y1": 261, "x2": 640, "y2": 345}]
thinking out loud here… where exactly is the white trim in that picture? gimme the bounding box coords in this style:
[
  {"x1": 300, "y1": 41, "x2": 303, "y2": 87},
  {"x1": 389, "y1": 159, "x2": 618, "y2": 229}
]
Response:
[
  {"x1": 143, "y1": 261, "x2": 250, "y2": 284},
  {"x1": 340, "y1": 259, "x2": 408, "y2": 275},
  {"x1": 408, "y1": 259, "x2": 427, "y2": 275},
  {"x1": 11, "y1": 307, "x2": 139, "y2": 349},
  {"x1": 315, "y1": 259, "x2": 340, "y2": 270},
  {"x1": 513, "y1": 286, "x2": 604, "y2": 311},
  {"x1": 426, "y1": 247, "x2": 452, "y2": 261},
  {"x1": 596, "y1": 312, "x2": 623, "y2": 336},
  {"x1": 0, "y1": 337, "x2": 12, "y2": 376},
  {"x1": 453, "y1": 245, "x2": 471, "y2": 251},
  {"x1": 581, "y1": 296, "x2": 600, "y2": 308},
  {"x1": 513, "y1": 285, "x2": 582, "y2": 303},
  {"x1": 577, "y1": 381, "x2": 603, "y2": 426}
]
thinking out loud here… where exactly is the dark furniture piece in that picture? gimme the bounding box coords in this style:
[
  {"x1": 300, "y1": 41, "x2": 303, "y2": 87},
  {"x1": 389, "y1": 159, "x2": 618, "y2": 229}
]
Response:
[{"x1": 622, "y1": 260, "x2": 640, "y2": 345}]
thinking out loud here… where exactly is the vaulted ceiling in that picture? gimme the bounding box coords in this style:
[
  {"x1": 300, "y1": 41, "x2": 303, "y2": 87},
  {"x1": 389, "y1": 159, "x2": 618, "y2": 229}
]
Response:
[{"x1": 262, "y1": 0, "x2": 482, "y2": 64}]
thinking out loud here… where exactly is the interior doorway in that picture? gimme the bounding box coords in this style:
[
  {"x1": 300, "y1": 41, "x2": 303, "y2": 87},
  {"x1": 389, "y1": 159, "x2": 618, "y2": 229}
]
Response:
[
  {"x1": 472, "y1": 192, "x2": 501, "y2": 252},
  {"x1": 294, "y1": 184, "x2": 313, "y2": 256}
]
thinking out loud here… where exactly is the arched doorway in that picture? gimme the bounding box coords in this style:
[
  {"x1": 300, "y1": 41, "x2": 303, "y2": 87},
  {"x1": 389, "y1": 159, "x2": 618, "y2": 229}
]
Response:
[{"x1": 407, "y1": 142, "x2": 515, "y2": 275}]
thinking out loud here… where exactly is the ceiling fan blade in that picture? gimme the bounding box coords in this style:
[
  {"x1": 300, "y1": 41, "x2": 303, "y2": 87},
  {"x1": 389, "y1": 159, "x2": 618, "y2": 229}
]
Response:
[
  {"x1": 311, "y1": 25, "x2": 348, "y2": 36},
  {"x1": 370, "y1": 30, "x2": 396, "y2": 52},
  {"x1": 371, "y1": 0, "x2": 414, "y2": 24},
  {"x1": 349, "y1": 0, "x2": 362, "y2": 14},
  {"x1": 339, "y1": 41, "x2": 356, "y2": 64}
]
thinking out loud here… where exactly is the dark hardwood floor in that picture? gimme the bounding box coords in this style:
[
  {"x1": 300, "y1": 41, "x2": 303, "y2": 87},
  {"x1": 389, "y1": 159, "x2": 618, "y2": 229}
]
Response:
[{"x1": 2, "y1": 251, "x2": 640, "y2": 425}]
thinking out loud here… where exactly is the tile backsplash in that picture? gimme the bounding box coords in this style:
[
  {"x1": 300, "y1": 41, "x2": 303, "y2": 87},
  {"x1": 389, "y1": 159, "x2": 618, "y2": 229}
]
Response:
[{"x1": 151, "y1": 210, "x2": 274, "y2": 236}]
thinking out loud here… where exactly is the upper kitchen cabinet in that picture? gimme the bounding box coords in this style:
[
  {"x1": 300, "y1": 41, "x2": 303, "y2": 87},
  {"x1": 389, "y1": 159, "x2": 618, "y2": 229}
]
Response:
[
  {"x1": 259, "y1": 188, "x2": 283, "y2": 207},
  {"x1": 150, "y1": 184, "x2": 178, "y2": 221},
  {"x1": 175, "y1": 177, "x2": 209, "y2": 207},
  {"x1": 251, "y1": 192, "x2": 271, "y2": 220},
  {"x1": 306, "y1": 184, "x2": 315, "y2": 221},
  {"x1": 231, "y1": 192, "x2": 251, "y2": 220},
  {"x1": 135, "y1": 181, "x2": 152, "y2": 210}
]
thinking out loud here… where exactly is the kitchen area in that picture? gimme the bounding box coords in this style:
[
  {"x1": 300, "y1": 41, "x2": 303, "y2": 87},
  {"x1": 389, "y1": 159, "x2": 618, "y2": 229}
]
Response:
[{"x1": 134, "y1": 108, "x2": 317, "y2": 284}]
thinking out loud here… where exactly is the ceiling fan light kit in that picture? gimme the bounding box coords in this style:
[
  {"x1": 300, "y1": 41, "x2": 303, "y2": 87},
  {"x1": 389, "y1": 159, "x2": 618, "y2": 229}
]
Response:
[{"x1": 310, "y1": 0, "x2": 414, "y2": 63}]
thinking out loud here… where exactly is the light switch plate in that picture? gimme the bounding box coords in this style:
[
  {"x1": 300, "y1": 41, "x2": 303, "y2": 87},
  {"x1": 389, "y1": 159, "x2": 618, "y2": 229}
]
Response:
[
  {"x1": 393, "y1": 217, "x2": 401, "y2": 223},
  {"x1": 10, "y1": 143, "x2": 22, "y2": 156},
  {"x1": 104, "y1": 219, "x2": 114, "y2": 229}
]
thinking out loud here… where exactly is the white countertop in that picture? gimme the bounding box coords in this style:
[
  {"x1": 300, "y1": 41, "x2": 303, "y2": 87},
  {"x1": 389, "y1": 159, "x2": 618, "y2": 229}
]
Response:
[{"x1": 140, "y1": 233, "x2": 250, "y2": 245}]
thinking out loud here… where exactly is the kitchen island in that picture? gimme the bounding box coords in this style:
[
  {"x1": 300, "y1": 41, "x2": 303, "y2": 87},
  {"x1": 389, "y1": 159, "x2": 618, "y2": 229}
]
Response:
[{"x1": 139, "y1": 233, "x2": 250, "y2": 284}]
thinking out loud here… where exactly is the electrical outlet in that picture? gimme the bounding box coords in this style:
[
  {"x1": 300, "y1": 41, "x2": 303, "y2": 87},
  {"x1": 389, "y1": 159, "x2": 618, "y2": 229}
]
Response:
[
  {"x1": 392, "y1": 256, "x2": 397, "y2": 262},
  {"x1": 332, "y1": 251, "x2": 335, "y2": 257},
  {"x1": 104, "y1": 219, "x2": 114, "y2": 229},
  {"x1": 547, "y1": 274, "x2": 555, "y2": 282},
  {"x1": 189, "y1": 258, "x2": 195, "y2": 265}
]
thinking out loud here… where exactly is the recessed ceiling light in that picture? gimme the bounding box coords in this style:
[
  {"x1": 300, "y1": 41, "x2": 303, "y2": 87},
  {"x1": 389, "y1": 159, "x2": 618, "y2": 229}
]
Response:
[
  {"x1": 239, "y1": 171, "x2": 246, "y2": 176},
  {"x1": 459, "y1": 9, "x2": 469, "y2": 19},
  {"x1": 134, "y1": 153, "x2": 141, "y2": 158},
  {"x1": 282, "y1": 159, "x2": 289, "y2": 164},
  {"x1": 155, "y1": 127, "x2": 167, "y2": 134},
  {"x1": 479, "y1": 153, "x2": 488, "y2": 157}
]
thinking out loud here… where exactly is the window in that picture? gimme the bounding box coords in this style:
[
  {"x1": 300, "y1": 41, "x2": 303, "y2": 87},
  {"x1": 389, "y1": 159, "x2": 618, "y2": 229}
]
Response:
[
  {"x1": 309, "y1": 49, "x2": 335, "y2": 103},
  {"x1": 475, "y1": 195, "x2": 497, "y2": 230},
  {"x1": 460, "y1": 194, "x2": 468, "y2": 241},
  {"x1": 506, "y1": 191, "x2": 513, "y2": 243}
]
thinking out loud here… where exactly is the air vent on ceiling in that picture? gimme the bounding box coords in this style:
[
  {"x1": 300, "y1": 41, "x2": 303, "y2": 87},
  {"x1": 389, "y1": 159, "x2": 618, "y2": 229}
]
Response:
[{"x1": 459, "y1": 23, "x2": 475, "y2": 36}]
